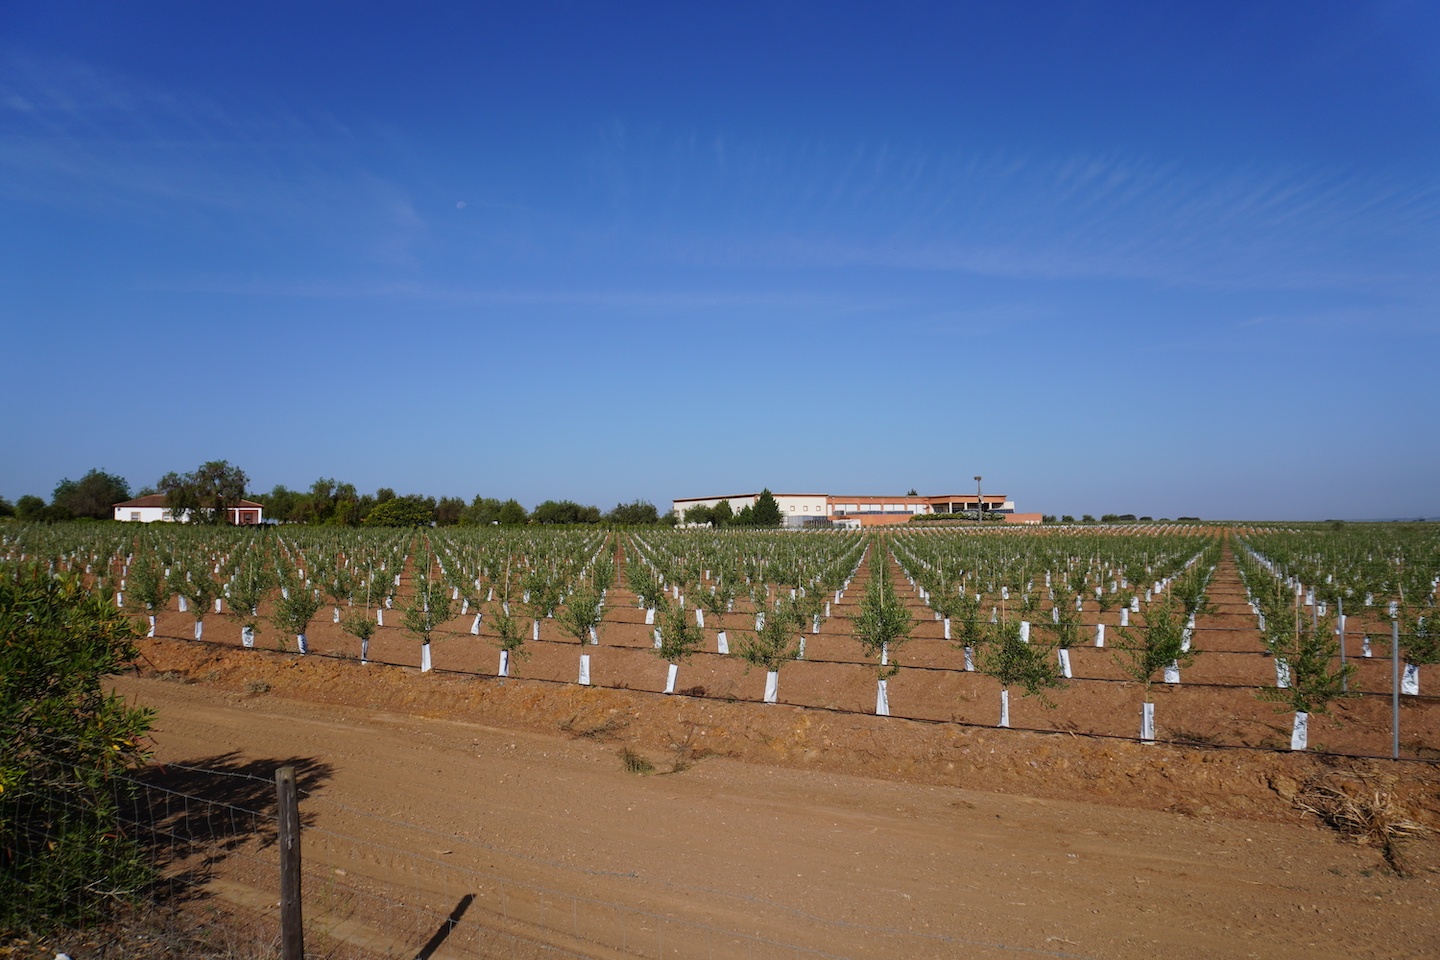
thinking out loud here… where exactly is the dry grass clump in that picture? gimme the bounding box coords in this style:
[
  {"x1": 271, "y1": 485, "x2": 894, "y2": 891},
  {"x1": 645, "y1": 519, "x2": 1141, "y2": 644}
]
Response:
[
  {"x1": 620, "y1": 747, "x2": 655, "y2": 775},
  {"x1": 1295, "y1": 773, "x2": 1430, "y2": 874}
]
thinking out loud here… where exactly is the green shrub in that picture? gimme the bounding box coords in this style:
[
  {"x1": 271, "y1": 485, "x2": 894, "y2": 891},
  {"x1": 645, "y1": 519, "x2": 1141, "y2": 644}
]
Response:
[{"x1": 0, "y1": 566, "x2": 156, "y2": 932}]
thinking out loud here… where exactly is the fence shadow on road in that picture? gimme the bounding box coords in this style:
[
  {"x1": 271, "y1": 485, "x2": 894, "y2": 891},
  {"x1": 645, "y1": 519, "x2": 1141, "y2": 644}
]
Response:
[{"x1": 123, "y1": 752, "x2": 333, "y2": 902}]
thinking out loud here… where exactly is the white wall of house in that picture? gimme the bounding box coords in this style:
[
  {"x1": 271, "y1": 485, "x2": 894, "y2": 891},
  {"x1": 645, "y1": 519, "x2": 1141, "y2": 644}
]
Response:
[{"x1": 113, "y1": 505, "x2": 173, "y2": 523}]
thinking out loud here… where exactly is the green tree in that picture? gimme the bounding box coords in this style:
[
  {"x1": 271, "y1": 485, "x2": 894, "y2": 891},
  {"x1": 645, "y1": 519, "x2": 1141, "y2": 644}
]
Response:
[
  {"x1": 15, "y1": 495, "x2": 46, "y2": 521},
  {"x1": 974, "y1": 616, "x2": 1064, "y2": 726},
  {"x1": 1114, "y1": 597, "x2": 1194, "y2": 741},
  {"x1": 364, "y1": 496, "x2": 434, "y2": 527},
  {"x1": 497, "y1": 498, "x2": 529, "y2": 525},
  {"x1": 434, "y1": 496, "x2": 465, "y2": 526},
  {"x1": 1259, "y1": 611, "x2": 1353, "y2": 750},
  {"x1": 255, "y1": 484, "x2": 302, "y2": 523},
  {"x1": 269, "y1": 577, "x2": 322, "y2": 653},
  {"x1": 655, "y1": 601, "x2": 705, "y2": 692},
  {"x1": 557, "y1": 580, "x2": 606, "y2": 683},
  {"x1": 684, "y1": 504, "x2": 714, "y2": 525},
  {"x1": 157, "y1": 460, "x2": 249, "y2": 524},
  {"x1": 0, "y1": 497, "x2": 13, "y2": 518},
  {"x1": 0, "y1": 567, "x2": 156, "y2": 930},
  {"x1": 752, "y1": 489, "x2": 784, "y2": 528},
  {"x1": 532, "y1": 500, "x2": 602, "y2": 524},
  {"x1": 710, "y1": 499, "x2": 734, "y2": 526},
  {"x1": 852, "y1": 553, "x2": 912, "y2": 714},
  {"x1": 51, "y1": 469, "x2": 130, "y2": 520},
  {"x1": 605, "y1": 500, "x2": 660, "y2": 525},
  {"x1": 402, "y1": 570, "x2": 454, "y2": 669},
  {"x1": 734, "y1": 598, "x2": 801, "y2": 702}
]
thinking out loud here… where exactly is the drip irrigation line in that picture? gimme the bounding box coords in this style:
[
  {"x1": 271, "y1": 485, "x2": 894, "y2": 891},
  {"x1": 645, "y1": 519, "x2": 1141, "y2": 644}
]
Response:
[{"x1": 150, "y1": 634, "x2": 1440, "y2": 765}]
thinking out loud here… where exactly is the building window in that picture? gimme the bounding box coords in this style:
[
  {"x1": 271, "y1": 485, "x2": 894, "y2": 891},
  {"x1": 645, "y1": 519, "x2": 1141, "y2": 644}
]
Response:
[
  {"x1": 130, "y1": 512, "x2": 140, "y2": 521},
  {"x1": 789, "y1": 506, "x2": 795, "y2": 511}
]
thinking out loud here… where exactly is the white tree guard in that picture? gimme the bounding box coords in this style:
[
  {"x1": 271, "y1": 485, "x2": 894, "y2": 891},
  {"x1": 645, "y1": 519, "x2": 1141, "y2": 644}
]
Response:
[
  {"x1": 589, "y1": 625, "x2": 598, "y2": 644},
  {"x1": 1164, "y1": 661, "x2": 1180, "y2": 684},
  {"x1": 1362, "y1": 636, "x2": 1372, "y2": 657},
  {"x1": 1275, "y1": 657, "x2": 1290, "y2": 688},
  {"x1": 943, "y1": 618, "x2": 951, "y2": 640},
  {"x1": 653, "y1": 628, "x2": 662, "y2": 649},
  {"x1": 471, "y1": 614, "x2": 482, "y2": 635},
  {"x1": 178, "y1": 596, "x2": 188, "y2": 613},
  {"x1": 1120, "y1": 608, "x2": 1129, "y2": 626},
  {"x1": 116, "y1": 592, "x2": 123, "y2": 608},
  {"x1": 532, "y1": 620, "x2": 540, "y2": 641},
  {"x1": 194, "y1": 621, "x2": 203, "y2": 641},
  {"x1": 763, "y1": 671, "x2": 779, "y2": 703},
  {"x1": 797, "y1": 636, "x2": 806, "y2": 660},
  {"x1": 1095, "y1": 623, "x2": 1105, "y2": 647},
  {"x1": 241, "y1": 625, "x2": 254, "y2": 648},
  {"x1": 717, "y1": 630, "x2": 729, "y2": 655},
  {"x1": 461, "y1": 599, "x2": 469, "y2": 616},
  {"x1": 216, "y1": 598, "x2": 223, "y2": 613},
  {"x1": 333, "y1": 607, "x2": 341, "y2": 623},
  {"x1": 999, "y1": 689, "x2": 1010, "y2": 728},
  {"x1": 1402, "y1": 663, "x2": 1420, "y2": 696},
  {"x1": 147, "y1": 615, "x2": 156, "y2": 638},
  {"x1": 1131, "y1": 597, "x2": 1141, "y2": 613},
  {"x1": 578, "y1": 654, "x2": 591, "y2": 685},
  {"x1": 376, "y1": 609, "x2": 384, "y2": 625},
  {"x1": 1059, "y1": 648, "x2": 1072, "y2": 679},
  {"x1": 695, "y1": 609, "x2": 704, "y2": 628},
  {"x1": 297, "y1": 634, "x2": 308, "y2": 655},
  {"x1": 1141, "y1": 701, "x2": 1155, "y2": 742},
  {"x1": 665, "y1": 663, "x2": 679, "y2": 694},
  {"x1": 421, "y1": 643, "x2": 432, "y2": 673},
  {"x1": 876, "y1": 679, "x2": 890, "y2": 716},
  {"x1": 963, "y1": 646, "x2": 974, "y2": 671},
  {"x1": 360, "y1": 639, "x2": 368, "y2": 663},
  {"x1": 498, "y1": 649, "x2": 509, "y2": 677},
  {"x1": 1291, "y1": 711, "x2": 1309, "y2": 751},
  {"x1": 812, "y1": 615, "x2": 821, "y2": 634},
  {"x1": 645, "y1": 608, "x2": 655, "y2": 625},
  {"x1": 1019, "y1": 620, "x2": 1030, "y2": 644}
]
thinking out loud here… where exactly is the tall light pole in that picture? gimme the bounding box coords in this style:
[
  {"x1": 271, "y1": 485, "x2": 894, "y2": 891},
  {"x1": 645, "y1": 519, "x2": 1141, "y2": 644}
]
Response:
[{"x1": 974, "y1": 475, "x2": 982, "y2": 523}]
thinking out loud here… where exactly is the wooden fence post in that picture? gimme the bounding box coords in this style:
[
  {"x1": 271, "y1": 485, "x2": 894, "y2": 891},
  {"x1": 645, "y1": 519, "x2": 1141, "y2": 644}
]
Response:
[{"x1": 276, "y1": 765, "x2": 304, "y2": 960}]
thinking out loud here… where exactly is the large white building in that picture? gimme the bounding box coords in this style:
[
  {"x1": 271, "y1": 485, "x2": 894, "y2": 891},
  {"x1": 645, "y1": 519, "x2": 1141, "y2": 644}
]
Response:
[
  {"x1": 113, "y1": 494, "x2": 264, "y2": 525},
  {"x1": 671, "y1": 492, "x2": 1039, "y2": 528}
]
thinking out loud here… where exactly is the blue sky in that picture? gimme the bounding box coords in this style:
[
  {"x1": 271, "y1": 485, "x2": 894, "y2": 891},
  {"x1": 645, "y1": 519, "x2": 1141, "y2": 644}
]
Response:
[{"x1": 2, "y1": 2, "x2": 1436, "y2": 520}]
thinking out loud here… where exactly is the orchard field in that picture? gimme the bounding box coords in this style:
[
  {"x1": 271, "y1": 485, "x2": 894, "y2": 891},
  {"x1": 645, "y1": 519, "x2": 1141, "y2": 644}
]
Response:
[
  {"x1": 5, "y1": 521, "x2": 1439, "y2": 759},
  {"x1": 7, "y1": 520, "x2": 1440, "y2": 959}
]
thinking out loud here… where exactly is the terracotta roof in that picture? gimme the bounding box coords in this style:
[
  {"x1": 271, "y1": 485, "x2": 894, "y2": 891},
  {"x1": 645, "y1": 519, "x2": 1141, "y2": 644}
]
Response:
[{"x1": 114, "y1": 495, "x2": 262, "y2": 509}]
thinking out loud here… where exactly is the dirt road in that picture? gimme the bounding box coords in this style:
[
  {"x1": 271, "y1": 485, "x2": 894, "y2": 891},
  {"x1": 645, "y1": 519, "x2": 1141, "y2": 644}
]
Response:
[{"x1": 113, "y1": 653, "x2": 1439, "y2": 960}]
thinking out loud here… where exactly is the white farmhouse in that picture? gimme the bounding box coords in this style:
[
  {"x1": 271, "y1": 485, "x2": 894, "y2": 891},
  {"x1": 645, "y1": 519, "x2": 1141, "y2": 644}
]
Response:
[{"x1": 113, "y1": 494, "x2": 264, "y2": 525}]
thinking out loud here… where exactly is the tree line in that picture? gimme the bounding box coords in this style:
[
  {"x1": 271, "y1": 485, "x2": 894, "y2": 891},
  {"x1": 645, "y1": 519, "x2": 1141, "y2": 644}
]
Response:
[{"x1": 0, "y1": 463, "x2": 683, "y2": 527}]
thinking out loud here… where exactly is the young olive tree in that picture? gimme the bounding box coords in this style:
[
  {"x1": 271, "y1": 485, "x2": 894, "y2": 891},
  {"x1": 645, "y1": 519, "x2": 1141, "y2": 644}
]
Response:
[
  {"x1": 402, "y1": 571, "x2": 454, "y2": 672},
  {"x1": 124, "y1": 553, "x2": 170, "y2": 638},
  {"x1": 974, "y1": 616, "x2": 1063, "y2": 728},
  {"x1": 733, "y1": 598, "x2": 801, "y2": 703},
  {"x1": 1398, "y1": 606, "x2": 1440, "y2": 696},
  {"x1": 180, "y1": 564, "x2": 217, "y2": 642},
  {"x1": 852, "y1": 554, "x2": 912, "y2": 716},
  {"x1": 269, "y1": 577, "x2": 322, "y2": 654},
  {"x1": 655, "y1": 601, "x2": 706, "y2": 693},
  {"x1": 1114, "y1": 597, "x2": 1194, "y2": 742},
  {"x1": 557, "y1": 580, "x2": 605, "y2": 685},
  {"x1": 1259, "y1": 611, "x2": 1354, "y2": 750}
]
